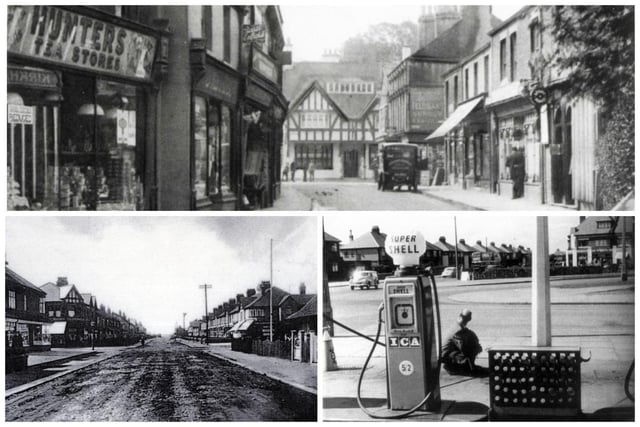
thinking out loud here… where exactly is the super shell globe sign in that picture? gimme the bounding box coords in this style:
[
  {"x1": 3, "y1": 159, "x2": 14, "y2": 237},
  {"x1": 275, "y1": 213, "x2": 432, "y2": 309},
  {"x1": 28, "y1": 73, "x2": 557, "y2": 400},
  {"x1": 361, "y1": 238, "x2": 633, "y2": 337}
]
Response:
[{"x1": 385, "y1": 231, "x2": 427, "y2": 267}]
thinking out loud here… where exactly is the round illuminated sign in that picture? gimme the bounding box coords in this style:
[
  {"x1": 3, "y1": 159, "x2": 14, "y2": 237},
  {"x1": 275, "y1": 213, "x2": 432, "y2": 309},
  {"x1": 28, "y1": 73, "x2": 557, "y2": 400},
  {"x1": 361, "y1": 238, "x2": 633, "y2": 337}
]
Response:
[{"x1": 385, "y1": 231, "x2": 427, "y2": 267}]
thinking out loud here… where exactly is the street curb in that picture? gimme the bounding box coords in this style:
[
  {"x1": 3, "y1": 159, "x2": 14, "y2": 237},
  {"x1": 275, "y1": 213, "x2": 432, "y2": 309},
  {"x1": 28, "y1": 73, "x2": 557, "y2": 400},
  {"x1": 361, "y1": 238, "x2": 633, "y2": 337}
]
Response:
[
  {"x1": 5, "y1": 346, "x2": 138, "y2": 398},
  {"x1": 176, "y1": 340, "x2": 317, "y2": 395},
  {"x1": 27, "y1": 351, "x2": 98, "y2": 369},
  {"x1": 417, "y1": 189, "x2": 485, "y2": 210}
]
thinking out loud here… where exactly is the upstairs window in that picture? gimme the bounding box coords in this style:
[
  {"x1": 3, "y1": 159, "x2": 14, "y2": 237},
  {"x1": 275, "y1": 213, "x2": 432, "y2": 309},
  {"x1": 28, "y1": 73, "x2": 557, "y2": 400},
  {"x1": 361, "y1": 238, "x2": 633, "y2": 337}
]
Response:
[
  {"x1": 530, "y1": 19, "x2": 541, "y2": 53},
  {"x1": 499, "y1": 39, "x2": 507, "y2": 80},
  {"x1": 509, "y1": 32, "x2": 517, "y2": 81},
  {"x1": 8, "y1": 290, "x2": 16, "y2": 309}
]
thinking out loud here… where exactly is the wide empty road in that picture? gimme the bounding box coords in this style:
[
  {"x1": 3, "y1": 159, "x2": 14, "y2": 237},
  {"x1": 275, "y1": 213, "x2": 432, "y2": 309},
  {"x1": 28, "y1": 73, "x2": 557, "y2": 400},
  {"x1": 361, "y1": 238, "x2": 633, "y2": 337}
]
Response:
[{"x1": 6, "y1": 338, "x2": 316, "y2": 422}]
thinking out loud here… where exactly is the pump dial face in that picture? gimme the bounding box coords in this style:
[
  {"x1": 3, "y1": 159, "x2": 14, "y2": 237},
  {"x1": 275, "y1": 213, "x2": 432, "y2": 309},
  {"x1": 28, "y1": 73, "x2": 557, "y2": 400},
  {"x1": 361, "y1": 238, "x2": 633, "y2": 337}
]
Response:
[
  {"x1": 395, "y1": 304, "x2": 414, "y2": 326},
  {"x1": 399, "y1": 360, "x2": 414, "y2": 376}
]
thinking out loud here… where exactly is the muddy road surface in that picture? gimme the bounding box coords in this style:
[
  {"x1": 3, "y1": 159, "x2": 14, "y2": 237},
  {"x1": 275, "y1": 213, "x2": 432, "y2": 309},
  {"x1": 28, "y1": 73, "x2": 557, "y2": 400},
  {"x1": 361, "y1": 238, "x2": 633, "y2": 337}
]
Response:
[{"x1": 6, "y1": 337, "x2": 316, "y2": 421}]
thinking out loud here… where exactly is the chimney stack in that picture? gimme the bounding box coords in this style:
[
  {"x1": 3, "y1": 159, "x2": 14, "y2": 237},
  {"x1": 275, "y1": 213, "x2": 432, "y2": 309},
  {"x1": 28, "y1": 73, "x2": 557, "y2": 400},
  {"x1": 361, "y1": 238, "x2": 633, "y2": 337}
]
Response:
[
  {"x1": 349, "y1": 230, "x2": 354, "y2": 241},
  {"x1": 299, "y1": 282, "x2": 306, "y2": 295},
  {"x1": 56, "y1": 277, "x2": 68, "y2": 287}
]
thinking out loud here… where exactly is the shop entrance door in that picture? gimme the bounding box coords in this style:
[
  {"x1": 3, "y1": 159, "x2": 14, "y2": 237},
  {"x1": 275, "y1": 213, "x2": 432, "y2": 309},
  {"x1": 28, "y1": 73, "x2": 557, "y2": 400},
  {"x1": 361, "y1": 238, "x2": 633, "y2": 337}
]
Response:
[
  {"x1": 343, "y1": 150, "x2": 359, "y2": 177},
  {"x1": 551, "y1": 106, "x2": 573, "y2": 204}
]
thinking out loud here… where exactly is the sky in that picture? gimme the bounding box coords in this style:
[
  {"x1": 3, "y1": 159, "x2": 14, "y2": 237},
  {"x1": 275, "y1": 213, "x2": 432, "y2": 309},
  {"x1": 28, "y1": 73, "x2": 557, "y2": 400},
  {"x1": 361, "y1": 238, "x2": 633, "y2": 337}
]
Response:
[
  {"x1": 281, "y1": 4, "x2": 523, "y2": 62},
  {"x1": 5, "y1": 216, "x2": 317, "y2": 335},
  {"x1": 323, "y1": 215, "x2": 582, "y2": 254}
]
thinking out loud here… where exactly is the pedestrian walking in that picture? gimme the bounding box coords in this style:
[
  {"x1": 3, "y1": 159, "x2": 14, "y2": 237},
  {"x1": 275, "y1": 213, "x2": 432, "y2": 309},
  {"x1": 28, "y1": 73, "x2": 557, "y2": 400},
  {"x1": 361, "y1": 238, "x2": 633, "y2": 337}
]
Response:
[
  {"x1": 441, "y1": 309, "x2": 487, "y2": 376},
  {"x1": 282, "y1": 163, "x2": 289, "y2": 181},
  {"x1": 505, "y1": 147, "x2": 525, "y2": 199},
  {"x1": 308, "y1": 161, "x2": 315, "y2": 182}
]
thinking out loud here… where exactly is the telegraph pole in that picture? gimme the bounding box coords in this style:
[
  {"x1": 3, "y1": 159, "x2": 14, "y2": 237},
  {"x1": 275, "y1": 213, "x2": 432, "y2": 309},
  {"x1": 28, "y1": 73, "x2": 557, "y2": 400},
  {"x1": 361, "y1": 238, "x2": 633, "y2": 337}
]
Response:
[
  {"x1": 453, "y1": 216, "x2": 459, "y2": 279},
  {"x1": 270, "y1": 238, "x2": 273, "y2": 342},
  {"x1": 182, "y1": 312, "x2": 186, "y2": 336},
  {"x1": 199, "y1": 284, "x2": 212, "y2": 343},
  {"x1": 621, "y1": 217, "x2": 628, "y2": 281}
]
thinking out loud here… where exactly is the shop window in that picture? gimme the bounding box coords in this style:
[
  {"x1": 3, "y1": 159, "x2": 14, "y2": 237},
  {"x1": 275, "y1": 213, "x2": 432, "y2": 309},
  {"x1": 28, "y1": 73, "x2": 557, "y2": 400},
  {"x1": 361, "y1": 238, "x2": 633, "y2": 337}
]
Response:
[
  {"x1": 295, "y1": 144, "x2": 333, "y2": 170},
  {"x1": 8, "y1": 291, "x2": 16, "y2": 310},
  {"x1": 8, "y1": 71, "x2": 144, "y2": 210},
  {"x1": 193, "y1": 96, "x2": 232, "y2": 202}
]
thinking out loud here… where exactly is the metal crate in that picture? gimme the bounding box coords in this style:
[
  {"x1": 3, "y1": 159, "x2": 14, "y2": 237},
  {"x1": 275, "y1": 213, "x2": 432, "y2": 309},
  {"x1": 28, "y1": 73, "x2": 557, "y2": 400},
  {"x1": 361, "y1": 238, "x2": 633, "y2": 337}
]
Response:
[{"x1": 488, "y1": 347, "x2": 582, "y2": 420}]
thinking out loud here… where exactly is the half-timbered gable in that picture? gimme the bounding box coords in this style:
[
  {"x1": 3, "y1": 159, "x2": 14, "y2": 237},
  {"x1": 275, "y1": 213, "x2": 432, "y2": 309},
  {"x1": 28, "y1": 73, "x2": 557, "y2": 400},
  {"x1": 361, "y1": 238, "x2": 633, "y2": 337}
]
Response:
[{"x1": 283, "y1": 62, "x2": 383, "y2": 179}]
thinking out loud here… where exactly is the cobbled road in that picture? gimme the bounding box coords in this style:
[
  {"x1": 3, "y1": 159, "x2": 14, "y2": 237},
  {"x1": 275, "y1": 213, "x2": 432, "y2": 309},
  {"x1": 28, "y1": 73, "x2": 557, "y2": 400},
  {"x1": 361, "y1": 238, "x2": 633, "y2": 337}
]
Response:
[{"x1": 5, "y1": 337, "x2": 316, "y2": 421}]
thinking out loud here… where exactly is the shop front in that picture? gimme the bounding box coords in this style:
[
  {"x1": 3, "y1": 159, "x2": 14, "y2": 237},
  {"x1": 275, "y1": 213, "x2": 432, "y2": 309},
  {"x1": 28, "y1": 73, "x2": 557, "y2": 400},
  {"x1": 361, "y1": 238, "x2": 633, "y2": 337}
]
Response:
[
  {"x1": 242, "y1": 47, "x2": 287, "y2": 209},
  {"x1": 7, "y1": 6, "x2": 165, "y2": 211},
  {"x1": 190, "y1": 41, "x2": 241, "y2": 210},
  {"x1": 5, "y1": 318, "x2": 51, "y2": 351},
  {"x1": 487, "y1": 97, "x2": 543, "y2": 203}
]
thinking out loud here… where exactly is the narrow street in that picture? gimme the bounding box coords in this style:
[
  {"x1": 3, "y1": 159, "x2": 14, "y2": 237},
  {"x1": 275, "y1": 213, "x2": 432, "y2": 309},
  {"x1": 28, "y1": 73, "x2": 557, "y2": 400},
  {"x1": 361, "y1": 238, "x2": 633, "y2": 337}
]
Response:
[{"x1": 6, "y1": 338, "x2": 316, "y2": 422}]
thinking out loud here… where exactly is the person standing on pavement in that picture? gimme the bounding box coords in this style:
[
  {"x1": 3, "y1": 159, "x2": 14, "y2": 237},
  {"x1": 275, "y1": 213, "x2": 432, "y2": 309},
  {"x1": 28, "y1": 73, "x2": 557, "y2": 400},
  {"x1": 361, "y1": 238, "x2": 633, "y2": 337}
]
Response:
[
  {"x1": 441, "y1": 309, "x2": 487, "y2": 376},
  {"x1": 308, "y1": 161, "x2": 315, "y2": 182},
  {"x1": 282, "y1": 163, "x2": 289, "y2": 181},
  {"x1": 505, "y1": 147, "x2": 525, "y2": 199},
  {"x1": 290, "y1": 161, "x2": 296, "y2": 182}
]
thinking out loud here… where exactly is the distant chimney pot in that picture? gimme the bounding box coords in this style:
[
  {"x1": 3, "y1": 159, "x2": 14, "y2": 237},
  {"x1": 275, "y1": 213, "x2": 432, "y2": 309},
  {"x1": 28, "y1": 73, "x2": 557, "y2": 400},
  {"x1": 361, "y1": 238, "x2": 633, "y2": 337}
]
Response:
[
  {"x1": 299, "y1": 282, "x2": 306, "y2": 295},
  {"x1": 56, "y1": 277, "x2": 68, "y2": 287}
]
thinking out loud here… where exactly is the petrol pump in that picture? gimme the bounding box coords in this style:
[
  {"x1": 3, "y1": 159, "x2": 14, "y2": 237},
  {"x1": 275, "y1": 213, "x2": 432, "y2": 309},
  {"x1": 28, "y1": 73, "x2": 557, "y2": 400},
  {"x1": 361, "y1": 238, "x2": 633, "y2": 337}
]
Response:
[{"x1": 357, "y1": 231, "x2": 442, "y2": 419}]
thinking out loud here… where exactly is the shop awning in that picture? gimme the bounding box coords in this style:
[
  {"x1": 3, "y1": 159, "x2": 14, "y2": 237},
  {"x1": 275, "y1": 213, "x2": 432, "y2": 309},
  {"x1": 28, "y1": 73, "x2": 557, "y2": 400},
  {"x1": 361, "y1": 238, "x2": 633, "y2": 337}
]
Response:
[
  {"x1": 49, "y1": 321, "x2": 67, "y2": 335},
  {"x1": 425, "y1": 97, "x2": 484, "y2": 141},
  {"x1": 237, "y1": 319, "x2": 255, "y2": 331}
]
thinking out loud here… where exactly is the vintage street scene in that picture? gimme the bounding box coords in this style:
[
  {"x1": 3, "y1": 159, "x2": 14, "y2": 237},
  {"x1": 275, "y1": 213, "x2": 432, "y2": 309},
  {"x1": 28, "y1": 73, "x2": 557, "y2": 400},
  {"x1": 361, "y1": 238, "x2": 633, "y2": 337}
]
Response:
[
  {"x1": 5, "y1": 216, "x2": 317, "y2": 421},
  {"x1": 322, "y1": 215, "x2": 634, "y2": 421},
  {"x1": 6, "y1": 5, "x2": 634, "y2": 211}
]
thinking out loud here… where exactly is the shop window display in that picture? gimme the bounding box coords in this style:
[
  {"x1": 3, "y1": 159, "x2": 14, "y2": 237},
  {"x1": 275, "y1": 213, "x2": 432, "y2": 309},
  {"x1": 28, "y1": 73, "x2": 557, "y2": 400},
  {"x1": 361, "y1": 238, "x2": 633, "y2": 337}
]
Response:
[
  {"x1": 7, "y1": 71, "x2": 144, "y2": 210},
  {"x1": 193, "y1": 96, "x2": 232, "y2": 203}
]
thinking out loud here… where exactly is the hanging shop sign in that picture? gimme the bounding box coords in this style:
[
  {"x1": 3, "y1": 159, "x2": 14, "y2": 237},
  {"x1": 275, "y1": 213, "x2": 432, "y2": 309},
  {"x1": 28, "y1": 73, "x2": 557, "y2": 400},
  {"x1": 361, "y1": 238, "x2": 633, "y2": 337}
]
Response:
[
  {"x1": 242, "y1": 24, "x2": 266, "y2": 45},
  {"x1": 252, "y1": 47, "x2": 278, "y2": 84},
  {"x1": 8, "y1": 6, "x2": 157, "y2": 81}
]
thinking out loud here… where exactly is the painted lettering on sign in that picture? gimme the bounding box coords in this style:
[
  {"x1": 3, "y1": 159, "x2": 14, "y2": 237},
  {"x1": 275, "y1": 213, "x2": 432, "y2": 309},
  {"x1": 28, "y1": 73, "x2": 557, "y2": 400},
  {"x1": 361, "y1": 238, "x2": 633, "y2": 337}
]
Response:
[
  {"x1": 385, "y1": 231, "x2": 427, "y2": 266},
  {"x1": 8, "y1": 6, "x2": 157, "y2": 80},
  {"x1": 388, "y1": 336, "x2": 421, "y2": 347},
  {"x1": 8, "y1": 105, "x2": 34, "y2": 124}
]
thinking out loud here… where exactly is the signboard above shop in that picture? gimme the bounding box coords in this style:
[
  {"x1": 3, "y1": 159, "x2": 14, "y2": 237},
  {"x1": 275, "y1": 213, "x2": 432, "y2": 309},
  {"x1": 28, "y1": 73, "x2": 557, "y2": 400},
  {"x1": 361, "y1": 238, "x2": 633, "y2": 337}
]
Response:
[{"x1": 8, "y1": 6, "x2": 158, "y2": 81}]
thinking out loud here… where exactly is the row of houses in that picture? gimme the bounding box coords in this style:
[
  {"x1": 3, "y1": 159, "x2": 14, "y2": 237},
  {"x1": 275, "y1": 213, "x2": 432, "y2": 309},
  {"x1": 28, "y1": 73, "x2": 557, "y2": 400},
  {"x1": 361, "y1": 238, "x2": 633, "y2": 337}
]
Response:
[
  {"x1": 324, "y1": 225, "x2": 531, "y2": 281},
  {"x1": 186, "y1": 281, "x2": 316, "y2": 341},
  {"x1": 285, "y1": 5, "x2": 623, "y2": 209},
  {"x1": 6, "y1": 268, "x2": 146, "y2": 351},
  {"x1": 325, "y1": 217, "x2": 634, "y2": 280}
]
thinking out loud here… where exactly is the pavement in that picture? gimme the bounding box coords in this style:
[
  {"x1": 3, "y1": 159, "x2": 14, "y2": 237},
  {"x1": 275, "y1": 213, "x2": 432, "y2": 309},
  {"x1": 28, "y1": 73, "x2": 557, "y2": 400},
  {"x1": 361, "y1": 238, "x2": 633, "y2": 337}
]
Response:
[
  {"x1": 268, "y1": 179, "x2": 576, "y2": 211},
  {"x1": 176, "y1": 339, "x2": 317, "y2": 395},
  {"x1": 323, "y1": 281, "x2": 635, "y2": 421},
  {"x1": 6, "y1": 344, "x2": 140, "y2": 397}
]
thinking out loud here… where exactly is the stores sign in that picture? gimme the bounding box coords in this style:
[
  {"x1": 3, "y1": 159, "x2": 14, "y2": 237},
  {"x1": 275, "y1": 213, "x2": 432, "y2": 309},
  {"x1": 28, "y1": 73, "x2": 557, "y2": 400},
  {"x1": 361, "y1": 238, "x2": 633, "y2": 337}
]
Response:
[
  {"x1": 385, "y1": 231, "x2": 427, "y2": 267},
  {"x1": 8, "y1": 6, "x2": 157, "y2": 81}
]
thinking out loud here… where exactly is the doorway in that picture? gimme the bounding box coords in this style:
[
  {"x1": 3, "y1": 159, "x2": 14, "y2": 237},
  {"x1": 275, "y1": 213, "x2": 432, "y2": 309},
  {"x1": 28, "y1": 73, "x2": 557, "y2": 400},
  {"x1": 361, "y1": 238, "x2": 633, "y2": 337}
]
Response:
[{"x1": 343, "y1": 150, "x2": 359, "y2": 177}]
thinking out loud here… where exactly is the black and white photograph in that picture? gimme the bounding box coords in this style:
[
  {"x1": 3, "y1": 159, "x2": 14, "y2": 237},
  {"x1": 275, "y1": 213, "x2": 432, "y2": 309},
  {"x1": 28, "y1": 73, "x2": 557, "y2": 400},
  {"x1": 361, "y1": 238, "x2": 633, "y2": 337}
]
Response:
[
  {"x1": 322, "y1": 215, "x2": 634, "y2": 421},
  {"x1": 6, "y1": 5, "x2": 634, "y2": 211},
  {"x1": 5, "y1": 216, "x2": 318, "y2": 421}
]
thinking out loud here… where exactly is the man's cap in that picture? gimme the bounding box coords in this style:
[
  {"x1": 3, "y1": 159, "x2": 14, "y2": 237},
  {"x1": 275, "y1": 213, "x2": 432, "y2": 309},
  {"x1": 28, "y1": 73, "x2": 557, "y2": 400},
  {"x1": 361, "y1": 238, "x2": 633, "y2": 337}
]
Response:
[{"x1": 457, "y1": 309, "x2": 472, "y2": 325}]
